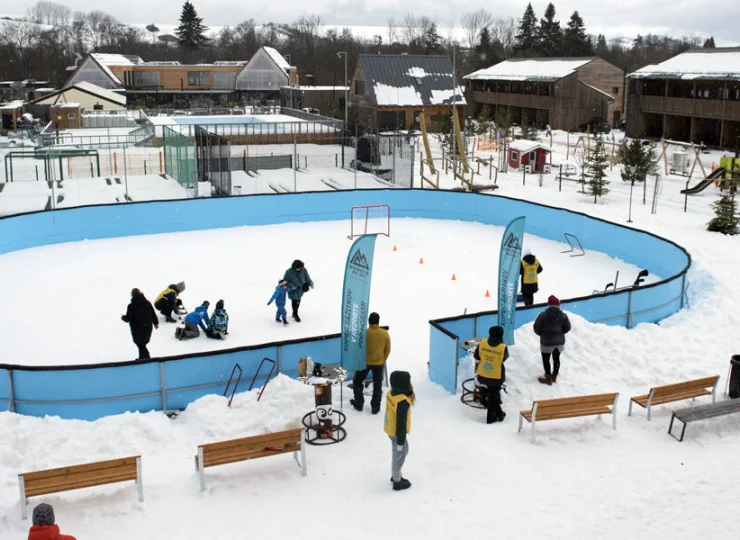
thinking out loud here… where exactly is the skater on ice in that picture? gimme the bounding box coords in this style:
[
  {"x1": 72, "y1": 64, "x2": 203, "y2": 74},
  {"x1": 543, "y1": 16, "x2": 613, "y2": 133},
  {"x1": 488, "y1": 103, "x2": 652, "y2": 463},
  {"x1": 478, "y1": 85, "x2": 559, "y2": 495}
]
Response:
[
  {"x1": 533, "y1": 295, "x2": 571, "y2": 385},
  {"x1": 177, "y1": 300, "x2": 211, "y2": 340},
  {"x1": 384, "y1": 370, "x2": 415, "y2": 491},
  {"x1": 520, "y1": 249, "x2": 543, "y2": 306},
  {"x1": 154, "y1": 282, "x2": 186, "y2": 323},
  {"x1": 206, "y1": 299, "x2": 229, "y2": 339},
  {"x1": 121, "y1": 288, "x2": 159, "y2": 359},
  {"x1": 283, "y1": 260, "x2": 313, "y2": 322},
  {"x1": 267, "y1": 279, "x2": 292, "y2": 325},
  {"x1": 350, "y1": 312, "x2": 391, "y2": 414},
  {"x1": 28, "y1": 503, "x2": 77, "y2": 540},
  {"x1": 473, "y1": 325, "x2": 509, "y2": 424}
]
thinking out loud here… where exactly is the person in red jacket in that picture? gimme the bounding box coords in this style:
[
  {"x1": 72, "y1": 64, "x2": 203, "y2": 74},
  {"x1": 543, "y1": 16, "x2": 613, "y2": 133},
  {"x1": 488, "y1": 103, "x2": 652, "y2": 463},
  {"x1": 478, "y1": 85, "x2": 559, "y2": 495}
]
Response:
[{"x1": 28, "y1": 503, "x2": 77, "y2": 540}]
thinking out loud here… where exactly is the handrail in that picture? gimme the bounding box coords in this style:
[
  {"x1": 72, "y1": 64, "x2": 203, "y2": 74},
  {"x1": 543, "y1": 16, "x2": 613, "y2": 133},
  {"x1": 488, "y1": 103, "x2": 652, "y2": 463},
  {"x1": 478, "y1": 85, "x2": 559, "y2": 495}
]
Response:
[
  {"x1": 223, "y1": 363, "x2": 243, "y2": 407},
  {"x1": 248, "y1": 357, "x2": 277, "y2": 402},
  {"x1": 561, "y1": 232, "x2": 585, "y2": 257}
]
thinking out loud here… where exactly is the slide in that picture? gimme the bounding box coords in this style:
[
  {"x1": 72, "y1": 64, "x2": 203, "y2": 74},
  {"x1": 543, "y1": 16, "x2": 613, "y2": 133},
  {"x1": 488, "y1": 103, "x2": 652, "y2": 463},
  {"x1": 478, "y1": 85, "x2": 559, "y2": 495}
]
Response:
[{"x1": 680, "y1": 168, "x2": 726, "y2": 195}]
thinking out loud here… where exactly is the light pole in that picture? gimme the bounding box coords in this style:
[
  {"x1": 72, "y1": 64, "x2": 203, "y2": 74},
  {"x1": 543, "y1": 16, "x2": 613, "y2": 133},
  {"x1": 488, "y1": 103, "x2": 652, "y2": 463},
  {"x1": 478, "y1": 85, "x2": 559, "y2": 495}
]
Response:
[
  {"x1": 627, "y1": 165, "x2": 636, "y2": 223},
  {"x1": 337, "y1": 51, "x2": 348, "y2": 168}
]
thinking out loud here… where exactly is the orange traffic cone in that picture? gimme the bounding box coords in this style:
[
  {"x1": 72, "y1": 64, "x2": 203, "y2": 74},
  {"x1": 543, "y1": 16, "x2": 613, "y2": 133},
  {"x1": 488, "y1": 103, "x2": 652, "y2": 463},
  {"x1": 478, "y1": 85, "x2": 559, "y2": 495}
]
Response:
[
  {"x1": 419, "y1": 257, "x2": 424, "y2": 264},
  {"x1": 393, "y1": 245, "x2": 397, "y2": 252},
  {"x1": 485, "y1": 289, "x2": 490, "y2": 297},
  {"x1": 451, "y1": 273, "x2": 457, "y2": 280}
]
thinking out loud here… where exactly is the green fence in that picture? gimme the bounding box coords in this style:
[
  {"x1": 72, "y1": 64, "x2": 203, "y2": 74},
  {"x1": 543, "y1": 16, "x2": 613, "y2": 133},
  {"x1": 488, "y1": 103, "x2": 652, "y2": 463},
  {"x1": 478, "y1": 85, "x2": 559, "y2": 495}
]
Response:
[{"x1": 163, "y1": 126, "x2": 196, "y2": 190}]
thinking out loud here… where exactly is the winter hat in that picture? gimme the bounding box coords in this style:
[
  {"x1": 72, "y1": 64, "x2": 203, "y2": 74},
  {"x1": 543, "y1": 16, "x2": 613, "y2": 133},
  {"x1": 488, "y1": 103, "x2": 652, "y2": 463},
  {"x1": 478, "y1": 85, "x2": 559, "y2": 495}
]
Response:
[
  {"x1": 368, "y1": 312, "x2": 380, "y2": 325},
  {"x1": 32, "y1": 503, "x2": 55, "y2": 526},
  {"x1": 216, "y1": 299, "x2": 224, "y2": 310},
  {"x1": 175, "y1": 281, "x2": 186, "y2": 293},
  {"x1": 278, "y1": 279, "x2": 288, "y2": 287},
  {"x1": 390, "y1": 371, "x2": 411, "y2": 395},
  {"x1": 523, "y1": 248, "x2": 532, "y2": 257},
  {"x1": 131, "y1": 288, "x2": 141, "y2": 298},
  {"x1": 488, "y1": 325, "x2": 504, "y2": 340},
  {"x1": 292, "y1": 260, "x2": 304, "y2": 270},
  {"x1": 548, "y1": 295, "x2": 561, "y2": 307}
]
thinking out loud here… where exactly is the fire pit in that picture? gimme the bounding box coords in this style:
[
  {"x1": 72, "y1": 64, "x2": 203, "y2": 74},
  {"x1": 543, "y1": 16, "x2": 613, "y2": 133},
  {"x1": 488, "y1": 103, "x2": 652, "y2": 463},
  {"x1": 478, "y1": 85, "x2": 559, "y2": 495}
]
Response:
[{"x1": 299, "y1": 359, "x2": 348, "y2": 445}]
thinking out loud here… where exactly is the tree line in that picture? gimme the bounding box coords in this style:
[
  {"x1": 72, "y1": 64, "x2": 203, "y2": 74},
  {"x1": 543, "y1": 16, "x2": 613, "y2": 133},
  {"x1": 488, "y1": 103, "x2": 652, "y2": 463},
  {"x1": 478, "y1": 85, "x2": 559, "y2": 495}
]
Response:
[{"x1": 0, "y1": 1, "x2": 718, "y2": 90}]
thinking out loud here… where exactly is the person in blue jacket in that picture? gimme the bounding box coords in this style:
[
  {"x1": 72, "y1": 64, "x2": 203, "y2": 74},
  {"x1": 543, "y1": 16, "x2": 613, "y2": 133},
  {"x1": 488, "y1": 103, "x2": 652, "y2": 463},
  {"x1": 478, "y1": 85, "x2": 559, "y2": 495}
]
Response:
[
  {"x1": 177, "y1": 301, "x2": 210, "y2": 340},
  {"x1": 268, "y1": 280, "x2": 292, "y2": 325},
  {"x1": 206, "y1": 299, "x2": 229, "y2": 339},
  {"x1": 283, "y1": 260, "x2": 314, "y2": 322}
]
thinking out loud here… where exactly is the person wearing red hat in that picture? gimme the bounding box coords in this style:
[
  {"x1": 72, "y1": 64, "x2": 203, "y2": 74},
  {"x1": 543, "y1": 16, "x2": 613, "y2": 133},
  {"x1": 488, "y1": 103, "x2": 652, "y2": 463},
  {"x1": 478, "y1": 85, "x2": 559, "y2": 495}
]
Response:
[{"x1": 533, "y1": 295, "x2": 571, "y2": 385}]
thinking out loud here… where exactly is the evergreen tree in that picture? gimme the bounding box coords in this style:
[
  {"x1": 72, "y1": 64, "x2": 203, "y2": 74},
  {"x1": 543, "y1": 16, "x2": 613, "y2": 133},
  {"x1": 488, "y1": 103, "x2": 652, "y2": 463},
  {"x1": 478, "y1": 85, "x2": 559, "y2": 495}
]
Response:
[
  {"x1": 423, "y1": 23, "x2": 442, "y2": 54},
  {"x1": 473, "y1": 27, "x2": 505, "y2": 70},
  {"x1": 175, "y1": 1, "x2": 209, "y2": 50},
  {"x1": 619, "y1": 139, "x2": 657, "y2": 183},
  {"x1": 563, "y1": 11, "x2": 592, "y2": 56},
  {"x1": 538, "y1": 3, "x2": 562, "y2": 57},
  {"x1": 520, "y1": 123, "x2": 538, "y2": 141},
  {"x1": 514, "y1": 3, "x2": 540, "y2": 56},
  {"x1": 595, "y1": 34, "x2": 608, "y2": 57},
  {"x1": 477, "y1": 104, "x2": 493, "y2": 135},
  {"x1": 703, "y1": 36, "x2": 716, "y2": 48},
  {"x1": 708, "y1": 189, "x2": 739, "y2": 234},
  {"x1": 585, "y1": 141, "x2": 610, "y2": 202}
]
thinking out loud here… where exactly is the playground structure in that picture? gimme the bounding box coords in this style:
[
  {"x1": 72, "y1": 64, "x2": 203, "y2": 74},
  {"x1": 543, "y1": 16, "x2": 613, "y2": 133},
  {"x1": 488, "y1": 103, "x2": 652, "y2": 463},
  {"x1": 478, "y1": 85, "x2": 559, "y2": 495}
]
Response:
[{"x1": 656, "y1": 139, "x2": 707, "y2": 179}]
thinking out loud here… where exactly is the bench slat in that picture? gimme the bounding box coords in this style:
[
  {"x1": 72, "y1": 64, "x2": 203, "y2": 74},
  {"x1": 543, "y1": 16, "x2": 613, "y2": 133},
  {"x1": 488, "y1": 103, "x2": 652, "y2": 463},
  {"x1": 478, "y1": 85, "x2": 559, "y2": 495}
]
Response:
[
  {"x1": 20, "y1": 456, "x2": 139, "y2": 482},
  {"x1": 200, "y1": 432, "x2": 301, "y2": 456},
  {"x1": 25, "y1": 472, "x2": 138, "y2": 497},
  {"x1": 651, "y1": 376, "x2": 719, "y2": 398},
  {"x1": 23, "y1": 465, "x2": 137, "y2": 494},
  {"x1": 202, "y1": 441, "x2": 301, "y2": 465},
  {"x1": 673, "y1": 400, "x2": 740, "y2": 422},
  {"x1": 632, "y1": 389, "x2": 711, "y2": 408},
  {"x1": 531, "y1": 393, "x2": 618, "y2": 410},
  {"x1": 199, "y1": 429, "x2": 302, "y2": 453},
  {"x1": 201, "y1": 444, "x2": 301, "y2": 468},
  {"x1": 521, "y1": 406, "x2": 612, "y2": 423}
]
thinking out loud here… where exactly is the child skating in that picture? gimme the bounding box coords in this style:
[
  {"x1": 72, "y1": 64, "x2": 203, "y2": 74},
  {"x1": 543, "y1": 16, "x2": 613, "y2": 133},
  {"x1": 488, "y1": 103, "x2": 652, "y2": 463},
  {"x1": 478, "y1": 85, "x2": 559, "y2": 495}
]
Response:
[{"x1": 267, "y1": 279, "x2": 292, "y2": 325}]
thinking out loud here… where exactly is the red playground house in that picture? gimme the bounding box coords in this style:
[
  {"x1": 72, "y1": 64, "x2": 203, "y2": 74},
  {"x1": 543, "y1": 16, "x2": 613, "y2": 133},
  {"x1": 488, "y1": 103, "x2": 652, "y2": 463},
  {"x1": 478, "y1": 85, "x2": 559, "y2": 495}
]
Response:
[{"x1": 508, "y1": 140, "x2": 553, "y2": 173}]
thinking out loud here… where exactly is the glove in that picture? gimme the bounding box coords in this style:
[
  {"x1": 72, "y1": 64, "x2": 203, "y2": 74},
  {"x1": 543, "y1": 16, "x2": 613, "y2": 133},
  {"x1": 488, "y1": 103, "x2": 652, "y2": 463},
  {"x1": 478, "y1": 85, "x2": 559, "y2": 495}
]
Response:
[
  {"x1": 121, "y1": 315, "x2": 127, "y2": 322},
  {"x1": 302, "y1": 283, "x2": 310, "y2": 293}
]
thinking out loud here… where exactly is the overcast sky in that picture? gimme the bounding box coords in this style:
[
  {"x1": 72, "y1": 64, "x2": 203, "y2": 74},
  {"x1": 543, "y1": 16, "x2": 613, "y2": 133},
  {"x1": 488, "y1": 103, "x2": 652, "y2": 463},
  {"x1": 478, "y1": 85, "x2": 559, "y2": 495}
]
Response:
[{"x1": 5, "y1": 0, "x2": 740, "y2": 45}]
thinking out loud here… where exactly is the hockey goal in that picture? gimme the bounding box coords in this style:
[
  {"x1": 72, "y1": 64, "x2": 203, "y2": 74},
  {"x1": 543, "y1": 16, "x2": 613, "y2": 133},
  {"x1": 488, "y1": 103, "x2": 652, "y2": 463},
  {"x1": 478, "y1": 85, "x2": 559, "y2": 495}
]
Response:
[{"x1": 349, "y1": 204, "x2": 391, "y2": 239}]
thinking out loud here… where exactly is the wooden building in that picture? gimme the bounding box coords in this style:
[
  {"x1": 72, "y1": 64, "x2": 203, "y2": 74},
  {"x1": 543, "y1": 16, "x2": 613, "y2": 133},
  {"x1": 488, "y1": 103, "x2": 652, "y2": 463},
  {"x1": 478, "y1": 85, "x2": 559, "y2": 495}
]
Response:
[
  {"x1": 465, "y1": 58, "x2": 624, "y2": 131},
  {"x1": 626, "y1": 48, "x2": 740, "y2": 149},
  {"x1": 280, "y1": 86, "x2": 348, "y2": 116},
  {"x1": 0, "y1": 101, "x2": 24, "y2": 130},
  {"x1": 350, "y1": 54, "x2": 466, "y2": 131},
  {"x1": 50, "y1": 103, "x2": 82, "y2": 129},
  {"x1": 508, "y1": 140, "x2": 553, "y2": 173}
]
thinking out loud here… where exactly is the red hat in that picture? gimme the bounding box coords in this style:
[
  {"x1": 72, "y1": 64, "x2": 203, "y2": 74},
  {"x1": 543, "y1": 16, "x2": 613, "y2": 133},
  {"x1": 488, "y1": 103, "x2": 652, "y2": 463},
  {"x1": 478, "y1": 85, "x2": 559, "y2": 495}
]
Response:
[{"x1": 548, "y1": 295, "x2": 560, "y2": 306}]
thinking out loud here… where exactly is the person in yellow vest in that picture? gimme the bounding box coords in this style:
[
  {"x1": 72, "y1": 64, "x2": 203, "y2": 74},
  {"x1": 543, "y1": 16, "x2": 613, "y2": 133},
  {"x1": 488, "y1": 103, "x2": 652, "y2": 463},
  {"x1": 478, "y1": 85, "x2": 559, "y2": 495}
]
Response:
[
  {"x1": 384, "y1": 370, "x2": 414, "y2": 491},
  {"x1": 350, "y1": 312, "x2": 391, "y2": 414},
  {"x1": 520, "y1": 249, "x2": 543, "y2": 306},
  {"x1": 153, "y1": 282, "x2": 186, "y2": 323},
  {"x1": 473, "y1": 325, "x2": 509, "y2": 424}
]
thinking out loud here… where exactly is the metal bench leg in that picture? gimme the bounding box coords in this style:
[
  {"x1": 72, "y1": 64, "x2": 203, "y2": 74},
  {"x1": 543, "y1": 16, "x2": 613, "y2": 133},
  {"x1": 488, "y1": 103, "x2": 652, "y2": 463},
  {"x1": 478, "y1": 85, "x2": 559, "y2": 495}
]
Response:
[
  {"x1": 198, "y1": 447, "x2": 206, "y2": 492},
  {"x1": 628, "y1": 400, "x2": 633, "y2": 416},
  {"x1": 668, "y1": 414, "x2": 687, "y2": 442},
  {"x1": 18, "y1": 476, "x2": 27, "y2": 521},
  {"x1": 680, "y1": 421, "x2": 687, "y2": 442},
  {"x1": 612, "y1": 394, "x2": 619, "y2": 430},
  {"x1": 518, "y1": 414, "x2": 523, "y2": 433},
  {"x1": 531, "y1": 418, "x2": 537, "y2": 444},
  {"x1": 300, "y1": 433, "x2": 307, "y2": 477},
  {"x1": 136, "y1": 457, "x2": 144, "y2": 502}
]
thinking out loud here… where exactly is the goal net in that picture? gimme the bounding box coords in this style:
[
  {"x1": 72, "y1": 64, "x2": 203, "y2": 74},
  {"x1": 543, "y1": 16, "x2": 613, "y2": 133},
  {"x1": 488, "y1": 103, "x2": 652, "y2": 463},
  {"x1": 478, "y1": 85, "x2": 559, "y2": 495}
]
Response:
[{"x1": 349, "y1": 204, "x2": 391, "y2": 239}]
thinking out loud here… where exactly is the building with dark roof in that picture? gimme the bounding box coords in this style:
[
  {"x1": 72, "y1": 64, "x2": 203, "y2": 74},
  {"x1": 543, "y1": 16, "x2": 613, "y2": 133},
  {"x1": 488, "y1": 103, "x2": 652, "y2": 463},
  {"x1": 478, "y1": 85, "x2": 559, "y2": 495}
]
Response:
[
  {"x1": 350, "y1": 54, "x2": 466, "y2": 131},
  {"x1": 626, "y1": 48, "x2": 740, "y2": 149},
  {"x1": 464, "y1": 57, "x2": 624, "y2": 131}
]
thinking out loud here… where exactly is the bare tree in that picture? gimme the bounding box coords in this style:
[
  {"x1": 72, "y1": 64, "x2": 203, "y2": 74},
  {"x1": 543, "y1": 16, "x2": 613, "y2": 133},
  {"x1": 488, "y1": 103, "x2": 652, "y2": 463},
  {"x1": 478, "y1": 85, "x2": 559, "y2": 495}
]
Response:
[
  {"x1": 0, "y1": 20, "x2": 42, "y2": 77},
  {"x1": 145, "y1": 24, "x2": 159, "y2": 45},
  {"x1": 85, "y1": 11, "x2": 120, "y2": 50},
  {"x1": 386, "y1": 17, "x2": 397, "y2": 45},
  {"x1": 401, "y1": 13, "x2": 418, "y2": 45},
  {"x1": 490, "y1": 16, "x2": 517, "y2": 55},
  {"x1": 26, "y1": 1, "x2": 71, "y2": 27},
  {"x1": 461, "y1": 9, "x2": 493, "y2": 50}
]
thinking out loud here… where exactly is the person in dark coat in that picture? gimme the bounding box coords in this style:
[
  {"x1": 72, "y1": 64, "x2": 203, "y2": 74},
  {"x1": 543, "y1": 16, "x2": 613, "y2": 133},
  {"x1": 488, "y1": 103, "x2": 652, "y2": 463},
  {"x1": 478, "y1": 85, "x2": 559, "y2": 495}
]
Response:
[
  {"x1": 384, "y1": 371, "x2": 415, "y2": 491},
  {"x1": 533, "y1": 295, "x2": 572, "y2": 385},
  {"x1": 28, "y1": 503, "x2": 77, "y2": 540},
  {"x1": 283, "y1": 260, "x2": 314, "y2": 322},
  {"x1": 154, "y1": 282, "x2": 186, "y2": 323},
  {"x1": 520, "y1": 249, "x2": 543, "y2": 306},
  {"x1": 121, "y1": 288, "x2": 159, "y2": 359},
  {"x1": 474, "y1": 325, "x2": 509, "y2": 424}
]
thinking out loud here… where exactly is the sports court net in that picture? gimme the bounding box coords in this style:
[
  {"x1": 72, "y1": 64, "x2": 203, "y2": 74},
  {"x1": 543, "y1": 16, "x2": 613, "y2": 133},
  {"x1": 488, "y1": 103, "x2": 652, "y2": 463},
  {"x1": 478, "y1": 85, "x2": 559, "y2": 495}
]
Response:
[{"x1": 349, "y1": 204, "x2": 391, "y2": 239}]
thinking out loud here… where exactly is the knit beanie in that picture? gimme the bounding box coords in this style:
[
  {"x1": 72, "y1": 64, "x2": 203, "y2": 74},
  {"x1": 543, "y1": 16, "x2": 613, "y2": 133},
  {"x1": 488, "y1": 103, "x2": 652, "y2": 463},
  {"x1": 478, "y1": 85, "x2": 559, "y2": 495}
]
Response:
[
  {"x1": 175, "y1": 281, "x2": 186, "y2": 293},
  {"x1": 32, "y1": 503, "x2": 55, "y2": 526},
  {"x1": 548, "y1": 295, "x2": 560, "y2": 306},
  {"x1": 523, "y1": 248, "x2": 532, "y2": 257}
]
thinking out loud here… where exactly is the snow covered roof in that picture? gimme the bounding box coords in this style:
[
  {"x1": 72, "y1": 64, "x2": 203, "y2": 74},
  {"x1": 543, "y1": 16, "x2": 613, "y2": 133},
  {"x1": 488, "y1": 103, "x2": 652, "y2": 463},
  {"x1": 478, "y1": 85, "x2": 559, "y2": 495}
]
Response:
[
  {"x1": 281, "y1": 86, "x2": 349, "y2": 91},
  {"x1": 91, "y1": 54, "x2": 144, "y2": 67},
  {"x1": 465, "y1": 58, "x2": 595, "y2": 82},
  {"x1": 30, "y1": 82, "x2": 127, "y2": 107},
  {"x1": 0, "y1": 100, "x2": 24, "y2": 110},
  {"x1": 359, "y1": 54, "x2": 466, "y2": 107},
  {"x1": 628, "y1": 48, "x2": 740, "y2": 81},
  {"x1": 263, "y1": 47, "x2": 291, "y2": 73},
  {"x1": 508, "y1": 140, "x2": 552, "y2": 153}
]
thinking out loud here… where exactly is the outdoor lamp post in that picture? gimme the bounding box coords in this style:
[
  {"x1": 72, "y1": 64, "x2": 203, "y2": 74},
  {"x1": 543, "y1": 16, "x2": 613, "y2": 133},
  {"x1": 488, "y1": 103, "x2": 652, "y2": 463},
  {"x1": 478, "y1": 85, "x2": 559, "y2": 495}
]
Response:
[
  {"x1": 627, "y1": 165, "x2": 637, "y2": 223},
  {"x1": 337, "y1": 51, "x2": 349, "y2": 168}
]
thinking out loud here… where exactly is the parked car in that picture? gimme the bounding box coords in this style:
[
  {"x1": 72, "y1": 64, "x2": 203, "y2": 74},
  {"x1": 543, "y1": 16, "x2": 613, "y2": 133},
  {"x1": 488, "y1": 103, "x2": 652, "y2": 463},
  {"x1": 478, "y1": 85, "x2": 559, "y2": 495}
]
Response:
[{"x1": 579, "y1": 117, "x2": 611, "y2": 134}]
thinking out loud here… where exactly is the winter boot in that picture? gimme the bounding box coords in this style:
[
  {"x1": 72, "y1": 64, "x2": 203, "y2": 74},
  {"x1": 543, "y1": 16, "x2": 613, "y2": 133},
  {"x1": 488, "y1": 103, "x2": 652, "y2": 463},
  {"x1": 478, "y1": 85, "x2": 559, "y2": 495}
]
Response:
[
  {"x1": 497, "y1": 411, "x2": 507, "y2": 422},
  {"x1": 293, "y1": 313, "x2": 302, "y2": 323},
  {"x1": 283, "y1": 320, "x2": 289, "y2": 326},
  {"x1": 538, "y1": 374, "x2": 553, "y2": 385},
  {"x1": 390, "y1": 476, "x2": 408, "y2": 483},
  {"x1": 392, "y1": 478, "x2": 411, "y2": 491},
  {"x1": 166, "y1": 315, "x2": 177, "y2": 323},
  {"x1": 175, "y1": 327, "x2": 183, "y2": 340},
  {"x1": 349, "y1": 399, "x2": 363, "y2": 412},
  {"x1": 551, "y1": 373, "x2": 558, "y2": 383}
]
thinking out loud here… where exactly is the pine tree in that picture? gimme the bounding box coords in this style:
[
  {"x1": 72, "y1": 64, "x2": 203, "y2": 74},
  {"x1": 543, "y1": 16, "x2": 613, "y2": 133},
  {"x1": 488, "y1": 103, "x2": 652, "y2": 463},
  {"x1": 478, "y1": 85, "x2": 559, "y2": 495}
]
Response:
[
  {"x1": 423, "y1": 23, "x2": 442, "y2": 54},
  {"x1": 620, "y1": 139, "x2": 658, "y2": 183},
  {"x1": 175, "y1": 1, "x2": 209, "y2": 50},
  {"x1": 585, "y1": 141, "x2": 610, "y2": 202},
  {"x1": 563, "y1": 11, "x2": 591, "y2": 56},
  {"x1": 539, "y1": 3, "x2": 562, "y2": 57},
  {"x1": 477, "y1": 104, "x2": 493, "y2": 135},
  {"x1": 703, "y1": 36, "x2": 716, "y2": 48},
  {"x1": 595, "y1": 34, "x2": 608, "y2": 57},
  {"x1": 708, "y1": 189, "x2": 739, "y2": 234},
  {"x1": 514, "y1": 3, "x2": 540, "y2": 56}
]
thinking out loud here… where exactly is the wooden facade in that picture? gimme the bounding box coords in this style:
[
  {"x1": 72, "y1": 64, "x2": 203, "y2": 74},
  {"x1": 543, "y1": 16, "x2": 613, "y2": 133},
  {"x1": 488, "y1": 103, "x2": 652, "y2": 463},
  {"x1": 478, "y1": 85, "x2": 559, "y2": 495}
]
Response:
[
  {"x1": 466, "y1": 58, "x2": 623, "y2": 131},
  {"x1": 280, "y1": 86, "x2": 347, "y2": 116}
]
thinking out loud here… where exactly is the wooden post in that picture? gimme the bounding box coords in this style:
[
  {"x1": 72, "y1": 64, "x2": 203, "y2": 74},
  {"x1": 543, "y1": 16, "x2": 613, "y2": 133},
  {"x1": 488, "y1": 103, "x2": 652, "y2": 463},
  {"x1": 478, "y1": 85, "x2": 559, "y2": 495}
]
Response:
[
  {"x1": 610, "y1": 133, "x2": 616, "y2": 171},
  {"x1": 419, "y1": 112, "x2": 437, "y2": 174},
  {"x1": 159, "y1": 151, "x2": 163, "y2": 173},
  {"x1": 114, "y1": 152, "x2": 118, "y2": 174},
  {"x1": 566, "y1": 132, "x2": 570, "y2": 160},
  {"x1": 452, "y1": 107, "x2": 469, "y2": 173}
]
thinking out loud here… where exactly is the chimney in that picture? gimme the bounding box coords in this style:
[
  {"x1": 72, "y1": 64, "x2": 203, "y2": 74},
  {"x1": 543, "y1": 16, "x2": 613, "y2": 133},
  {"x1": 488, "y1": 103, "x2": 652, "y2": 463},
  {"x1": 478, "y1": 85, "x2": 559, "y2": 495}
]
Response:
[{"x1": 289, "y1": 66, "x2": 299, "y2": 87}]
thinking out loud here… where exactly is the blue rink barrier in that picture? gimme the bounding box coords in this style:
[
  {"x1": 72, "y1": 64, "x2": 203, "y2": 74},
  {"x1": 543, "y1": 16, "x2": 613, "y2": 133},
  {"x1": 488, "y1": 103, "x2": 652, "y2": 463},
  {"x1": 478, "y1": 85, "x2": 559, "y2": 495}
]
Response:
[{"x1": 0, "y1": 189, "x2": 690, "y2": 418}]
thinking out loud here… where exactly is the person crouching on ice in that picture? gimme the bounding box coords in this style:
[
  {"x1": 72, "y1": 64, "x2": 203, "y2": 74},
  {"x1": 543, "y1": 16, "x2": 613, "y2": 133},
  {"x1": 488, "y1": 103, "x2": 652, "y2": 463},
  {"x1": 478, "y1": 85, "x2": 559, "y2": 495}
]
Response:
[
  {"x1": 177, "y1": 301, "x2": 210, "y2": 340},
  {"x1": 473, "y1": 325, "x2": 509, "y2": 424},
  {"x1": 267, "y1": 279, "x2": 292, "y2": 325},
  {"x1": 206, "y1": 299, "x2": 229, "y2": 340},
  {"x1": 154, "y1": 281, "x2": 186, "y2": 323},
  {"x1": 384, "y1": 371, "x2": 415, "y2": 491}
]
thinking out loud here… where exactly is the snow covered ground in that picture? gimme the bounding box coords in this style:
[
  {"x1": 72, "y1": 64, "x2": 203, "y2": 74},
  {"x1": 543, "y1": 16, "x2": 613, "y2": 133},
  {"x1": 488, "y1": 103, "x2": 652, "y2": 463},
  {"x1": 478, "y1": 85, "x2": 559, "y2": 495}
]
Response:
[{"x1": 1, "y1": 129, "x2": 740, "y2": 539}]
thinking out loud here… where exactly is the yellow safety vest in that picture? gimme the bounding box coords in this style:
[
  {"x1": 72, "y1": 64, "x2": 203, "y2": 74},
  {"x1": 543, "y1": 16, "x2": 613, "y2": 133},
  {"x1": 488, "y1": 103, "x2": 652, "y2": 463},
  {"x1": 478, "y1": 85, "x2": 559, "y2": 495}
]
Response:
[
  {"x1": 154, "y1": 287, "x2": 176, "y2": 303},
  {"x1": 384, "y1": 392, "x2": 411, "y2": 437},
  {"x1": 522, "y1": 258, "x2": 540, "y2": 285},
  {"x1": 476, "y1": 339, "x2": 505, "y2": 379}
]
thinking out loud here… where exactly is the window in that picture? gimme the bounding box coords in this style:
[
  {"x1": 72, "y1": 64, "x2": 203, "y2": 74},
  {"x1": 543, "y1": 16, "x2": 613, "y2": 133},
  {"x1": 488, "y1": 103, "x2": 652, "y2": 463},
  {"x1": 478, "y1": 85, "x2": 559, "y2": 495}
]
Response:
[
  {"x1": 731, "y1": 88, "x2": 740, "y2": 101},
  {"x1": 715, "y1": 87, "x2": 725, "y2": 100},
  {"x1": 415, "y1": 77, "x2": 422, "y2": 86},
  {"x1": 188, "y1": 71, "x2": 210, "y2": 86},
  {"x1": 214, "y1": 72, "x2": 236, "y2": 89},
  {"x1": 355, "y1": 80, "x2": 365, "y2": 95},
  {"x1": 612, "y1": 87, "x2": 620, "y2": 94},
  {"x1": 135, "y1": 71, "x2": 160, "y2": 87},
  {"x1": 511, "y1": 151, "x2": 519, "y2": 161},
  {"x1": 67, "y1": 112, "x2": 76, "y2": 120}
]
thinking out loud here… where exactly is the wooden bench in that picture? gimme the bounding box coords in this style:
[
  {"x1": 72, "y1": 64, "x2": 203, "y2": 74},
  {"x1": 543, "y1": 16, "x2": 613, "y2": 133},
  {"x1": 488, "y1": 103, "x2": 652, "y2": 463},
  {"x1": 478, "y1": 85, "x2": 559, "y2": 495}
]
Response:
[
  {"x1": 668, "y1": 400, "x2": 740, "y2": 441},
  {"x1": 194, "y1": 428, "x2": 306, "y2": 492},
  {"x1": 518, "y1": 393, "x2": 619, "y2": 443},
  {"x1": 18, "y1": 456, "x2": 143, "y2": 520},
  {"x1": 628, "y1": 376, "x2": 719, "y2": 420}
]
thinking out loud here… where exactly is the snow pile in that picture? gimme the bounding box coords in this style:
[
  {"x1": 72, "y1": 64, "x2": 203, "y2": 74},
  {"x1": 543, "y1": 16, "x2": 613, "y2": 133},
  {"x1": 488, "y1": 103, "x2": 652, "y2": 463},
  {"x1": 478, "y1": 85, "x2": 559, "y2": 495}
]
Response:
[
  {"x1": 373, "y1": 82, "x2": 423, "y2": 106},
  {"x1": 465, "y1": 58, "x2": 594, "y2": 81},
  {"x1": 629, "y1": 49, "x2": 740, "y2": 80}
]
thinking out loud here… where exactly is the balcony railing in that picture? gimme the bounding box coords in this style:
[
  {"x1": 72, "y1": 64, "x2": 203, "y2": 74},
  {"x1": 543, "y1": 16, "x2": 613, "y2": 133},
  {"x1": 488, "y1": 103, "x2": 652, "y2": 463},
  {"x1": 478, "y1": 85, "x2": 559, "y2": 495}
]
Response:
[
  {"x1": 639, "y1": 95, "x2": 740, "y2": 120},
  {"x1": 471, "y1": 91, "x2": 554, "y2": 110}
]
